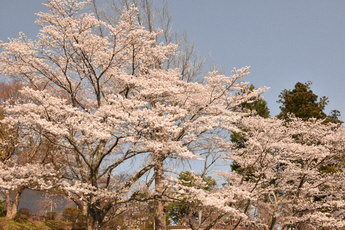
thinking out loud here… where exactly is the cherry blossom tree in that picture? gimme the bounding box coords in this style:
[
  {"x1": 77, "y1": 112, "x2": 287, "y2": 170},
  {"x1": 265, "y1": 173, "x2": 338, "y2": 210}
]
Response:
[
  {"x1": 0, "y1": 0, "x2": 265, "y2": 229},
  {"x1": 91, "y1": 0, "x2": 205, "y2": 82},
  {"x1": 0, "y1": 121, "x2": 61, "y2": 219},
  {"x1": 225, "y1": 116, "x2": 345, "y2": 230},
  {"x1": 0, "y1": 162, "x2": 60, "y2": 218},
  {"x1": 0, "y1": 81, "x2": 62, "y2": 219}
]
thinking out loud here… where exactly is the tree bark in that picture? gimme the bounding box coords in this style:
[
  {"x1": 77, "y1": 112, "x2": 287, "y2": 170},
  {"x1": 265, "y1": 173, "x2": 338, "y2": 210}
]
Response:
[
  {"x1": 82, "y1": 204, "x2": 99, "y2": 230},
  {"x1": 88, "y1": 207, "x2": 104, "y2": 230},
  {"x1": 154, "y1": 158, "x2": 166, "y2": 230},
  {"x1": 5, "y1": 188, "x2": 24, "y2": 219},
  {"x1": 80, "y1": 204, "x2": 94, "y2": 230},
  {"x1": 79, "y1": 200, "x2": 105, "y2": 230},
  {"x1": 87, "y1": 217, "x2": 101, "y2": 230},
  {"x1": 268, "y1": 215, "x2": 277, "y2": 230}
]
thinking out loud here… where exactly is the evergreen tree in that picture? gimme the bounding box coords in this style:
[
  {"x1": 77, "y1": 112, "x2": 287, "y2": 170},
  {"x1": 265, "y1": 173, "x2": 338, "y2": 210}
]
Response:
[
  {"x1": 231, "y1": 85, "x2": 270, "y2": 150},
  {"x1": 277, "y1": 82, "x2": 341, "y2": 122},
  {"x1": 230, "y1": 85, "x2": 270, "y2": 180},
  {"x1": 239, "y1": 85, "x2": 270, "y2": 118},
  {"x1": 166, "y1": 171, "x2": 216, "y2": 225}
]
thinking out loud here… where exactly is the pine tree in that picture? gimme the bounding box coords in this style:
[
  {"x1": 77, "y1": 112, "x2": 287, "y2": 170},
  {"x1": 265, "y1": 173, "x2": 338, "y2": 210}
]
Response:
[{"x1": 277, "y1": 81, "x2": 341, "y2": 122}]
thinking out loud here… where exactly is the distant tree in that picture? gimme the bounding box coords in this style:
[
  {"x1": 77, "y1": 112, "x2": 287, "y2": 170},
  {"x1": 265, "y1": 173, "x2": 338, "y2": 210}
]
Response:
[
  {"x1": 277, "y1": 82, "x2": 327, "y2": 120},
  {"x1": 166, "y1": 171, "x2": 220, "y2": 229},
  {"x1": 178, "y1": 171, "x2": 216, "y2": 192},
  {"x1": 239, "y1": 85, "x2": 270, "y2": 118},
  {"x1": 91, "y1": 0, "x2": 205, "y2": 82},
  {"x1": 328, "y1": 109, "x2": 342, "y2": 123},
  {"x1": 62, "y1": 207, "x2": 87, "y2": 229},
  {"x1": 277, "y1": 82, "x2": 341, "y2": 122},
  {"x1": 231, "y1": 84, "x2": 270, "y2": 158}
]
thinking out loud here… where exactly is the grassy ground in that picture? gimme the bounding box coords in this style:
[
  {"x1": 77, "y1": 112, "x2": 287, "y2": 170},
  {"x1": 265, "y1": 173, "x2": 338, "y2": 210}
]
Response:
[
  {"x1": 0, "y1": 217, "x2": 72, "y2": 230},
  {"x1": 0, "y1": 218, "x2": 48, "y2": 230}
]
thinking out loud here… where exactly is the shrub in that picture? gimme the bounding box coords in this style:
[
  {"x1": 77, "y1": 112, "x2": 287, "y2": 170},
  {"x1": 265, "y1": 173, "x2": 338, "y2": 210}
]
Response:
[
  {"x1": 62, "y1": 208, "x2": 87, "y2": 229},
  {"x1": 13, "y1": 213, "x2": 29, "y2": 223},
  {"x1": 18, "y1": 208, "x2": 32, "y2": 217},
  {"x1": 62, "y1": 208, "x2": 81, "y2": 222},
  {"x1": 45, "y1": 220, "x2": 71, "y2": 230},
  {"x1": 0, "y1": 201, "x2": 5, "y2": 217},
  {"x1": 46, "y1": 211, "x2": 57, "y2": 221}
]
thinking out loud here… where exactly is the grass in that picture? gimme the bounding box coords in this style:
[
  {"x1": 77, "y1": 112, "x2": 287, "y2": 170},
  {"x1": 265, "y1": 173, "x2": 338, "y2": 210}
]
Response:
[{"x1": 0, "y1": 217, "x2": 71, "y2": 230}]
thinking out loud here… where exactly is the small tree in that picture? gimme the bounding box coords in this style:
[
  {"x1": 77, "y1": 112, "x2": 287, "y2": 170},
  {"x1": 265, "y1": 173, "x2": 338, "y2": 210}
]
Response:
[
  {"x1": 166, "y1": 171, "x2": 216, "y2": 226},
  {"x1": 62, "y1": 207, "x2": 87, "y2": 229}
]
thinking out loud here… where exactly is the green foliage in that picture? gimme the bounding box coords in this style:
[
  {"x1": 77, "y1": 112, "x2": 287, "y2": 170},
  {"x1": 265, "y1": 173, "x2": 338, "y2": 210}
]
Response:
[
  {"x1": 0, "y1": 109, "x2": 16, "y2": 160},
  {"x1": 166, "y1": 171, "x2": 216, "y2": 224},
  {"x1": 231, "y1": 84, "x2": 270, "y2": 171},
  {"x1": 230, "y1": 161, "x2": 256, "y2": 182},
  {"x1": 244, "y1": 99, "x2": 270, "y2": 118},
  {"x1": 230, "y1": 161, "x2": 243, "y2": 174},
  {"x1": 61, "y1": 207, "x2": 86, "y2": 229},
  {"x1": 230, "y1": 132, "x2": 246, "y2": 149},
  {"x1": 18, "y1": 208, "x2": 32, "y2": 217},
  {"x1": 277, "y1": 82, "x2": 327, "y2": 120},
  {"x1": 166, "y1": 202, "x2": 189, "y2": 225},
  {"x1": 277, "y1": 82, "x2": 341, "y2": 123},
  {"x1": 277, "y1": 82, "x2": 343, "y2": 177},
  {"x1": 0, "y1": 217, "x2": 49, "y2": 230},
  {"x1": 14, "y1": 213, "x2": 29, "y2": 223},
  {"x1": 319, "y1": 164, "x2": 342, "y2": 174},
  {"x1": 62, "y1": 208, "x2": 80, "y2": 222},
  {"x1": 178, "y1": 171, "x2": 195, "y2": 187},
  {"x1": 0, "y1": 200, "x2": 5, "y2": 217},
  {"x1": 44, "y1": 220, "x2": 71, "y2": 230},
  {"x1": 0, "y1": 110, "x2": 6, "y2": 158},
  {"x1": 239, "y1": 85, "x2": 270, "y2": 118},
  {"x1": 45, "y1": 212, "x2": 57, "y2": 221},
  {"x1": 130, "y1": 190, "x2": 150, "y2": 200},
  {"x1": 178, "y1": 171, "x2": 216, "y2": 191},
  {"x1": 328, "y1": 109, "x2": 342, "y2": 123}
]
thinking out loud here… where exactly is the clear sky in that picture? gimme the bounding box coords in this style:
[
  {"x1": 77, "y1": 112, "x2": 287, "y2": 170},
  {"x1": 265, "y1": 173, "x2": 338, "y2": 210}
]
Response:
[{"x1": 1, "y1": 0, "x2": 345, "y2": 117}]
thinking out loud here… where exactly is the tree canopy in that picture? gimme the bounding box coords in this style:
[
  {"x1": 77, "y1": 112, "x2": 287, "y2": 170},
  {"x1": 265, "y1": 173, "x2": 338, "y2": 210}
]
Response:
[{"x1": 277, "y1": 81, "x2": 341, "y2": 122}]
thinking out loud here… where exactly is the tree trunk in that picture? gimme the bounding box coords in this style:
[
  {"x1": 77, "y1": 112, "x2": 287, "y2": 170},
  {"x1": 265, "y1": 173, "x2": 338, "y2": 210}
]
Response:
[
  {"x1": 5, "y1": 188, "x2": 23, "y2": 219},
  {"x1": 87, "y1": 217, "x2": 100, "y2": 230},
  {"x1": 86, "y1": 215, "x2": 94, "y2": 230},
  {"x1": 82, "y1": 203, "x2": 103, "y2": 230},
  {"x1": 268, "y1": 215, "x2": 277, "y2": 230},
  {"x1": 154, "y1": 159, "x2": 166, "y2": 230},
  {"x1": 81, "y1": 204, "x2": 93, "y2": 230}
]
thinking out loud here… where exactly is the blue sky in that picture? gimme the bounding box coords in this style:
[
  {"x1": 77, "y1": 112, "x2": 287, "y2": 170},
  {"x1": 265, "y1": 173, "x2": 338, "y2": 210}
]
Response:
[
  {"x1": 167, "y1": 0, "x2": 345, "y2": 117},
  {"x1": 1, "y1": 0, "x2": 345, "y2": 117}
]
